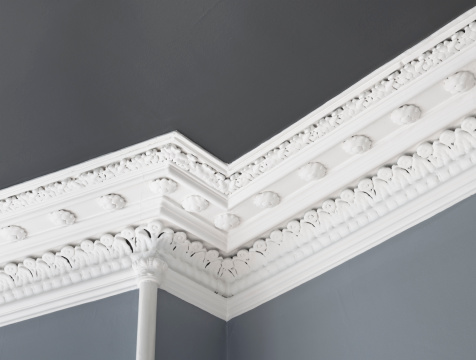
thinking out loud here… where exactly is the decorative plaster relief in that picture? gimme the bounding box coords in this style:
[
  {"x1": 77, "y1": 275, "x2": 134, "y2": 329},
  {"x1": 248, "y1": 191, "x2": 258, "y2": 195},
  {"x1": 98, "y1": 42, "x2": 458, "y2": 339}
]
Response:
[
  {"x1": 0, "y1": 221, "x2": 167, "y2": 304},
  {"x1": 443, "y1": 71, "x2": 476, "y2": 94},
  {"x1": 342, "y1": 135, "x2": 372, "y2": 154},
  {"x1": 97, "y1": 194, "x2": 126, "y2": 210},
  {"x1": 0, "y1": 226, "x2": 27, "y2": 243},
  {"x1": 297, "y1": 162, "x2": 327, "y2": 181},
  {"x1": 132, "y1": 256, "x2": 168, "y2": 285},
  {"x1": 156, "y1": 118, "x2": 476, "y2": 296},
  {"x1": 253, "y1": 192, "x2": 281, "y2": 209},
  {"x1": 49, "y1": 210, "x2": 76, "y2": 226},
  {"x1": 148, "y1": 178, "x2": 177, "y2": 195},
  {"x1": 214, "y1": 214, "x2": 240, "y2": 231},
  {"x1": 181, "y1": 195, "x2": 209, "y2": 213},
  {"x1": 391, "y1": 105, "x2": 422, "y2": 125},
  {"x1": 1, "y1": 117, "x2": 475, "y2": 301},
  {"x1": 1, "y1": 21, "x2": 475, "y2": 215}
]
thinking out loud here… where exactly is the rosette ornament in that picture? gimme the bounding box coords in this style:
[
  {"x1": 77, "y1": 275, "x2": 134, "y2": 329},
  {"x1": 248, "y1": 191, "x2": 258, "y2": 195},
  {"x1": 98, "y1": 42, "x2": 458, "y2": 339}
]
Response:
[
  {"x1": 342, "y1": 135, "x2": 372, "y2": 155},
  {"x1": 443, "y1": 71, "x2": 475, "y2": 94},
  {"x1": 298, "y1": 162, "x2": 327, "y2": 181},
  {"x1": 214, "y1": 213, "x2": 240, "y2": 231},
  {"x1": 253, "y1": 192, "x2": 280, "y2": 209},
  {"x1": 0, "y1": 226, "x2": 27, "y2": 243},
  {"x1": 391, "y1": 105, "x2": 421, "y2": 125},
  {"x1": 97, "y1": 194, "x2": 126, "y2": 210},
  {"x1": 181, "y1": 195, "x2": 209, "y2": 213},
  {"x1": 49, "y1": 210, "x2": 76, "y2": 226},
  {"x1": 149, "y1": 178, "x2": 177, "y2": 195}
]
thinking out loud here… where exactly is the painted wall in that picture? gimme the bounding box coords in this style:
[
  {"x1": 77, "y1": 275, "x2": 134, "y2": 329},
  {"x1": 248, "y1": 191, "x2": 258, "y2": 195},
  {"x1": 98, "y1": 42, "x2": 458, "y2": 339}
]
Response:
[
  {"x1": 227, "y1": 194, "x2": 476, "y2": 360},
  {"x1": 0, "y1": 289, "x2": 226, "y2": 360}
]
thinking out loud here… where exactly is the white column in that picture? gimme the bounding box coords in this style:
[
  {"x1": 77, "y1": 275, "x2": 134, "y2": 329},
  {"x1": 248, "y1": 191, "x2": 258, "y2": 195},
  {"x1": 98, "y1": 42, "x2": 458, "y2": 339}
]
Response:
[{"x1": 133, "y1": 256, "x2": 168, "y2": 360}]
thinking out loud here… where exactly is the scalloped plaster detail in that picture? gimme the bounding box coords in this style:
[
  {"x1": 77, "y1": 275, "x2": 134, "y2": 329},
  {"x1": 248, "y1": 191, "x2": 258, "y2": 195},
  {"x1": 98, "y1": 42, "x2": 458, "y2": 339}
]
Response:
[
  {"x1": 157, "y1": 119, "x2": 476, "y2": 296},
  {"x1": 132, "y1": 256, "x2": 168, "y2": 285},
  {"x1": 97, "y1": 194, "x2": 126, "y2": 210},
  {"x1": 214, "y1": 214, "x2": 240, "y2": 231},
  {"x1": 1, "y1": 20, "x2": 476, "y2": 214},
  {"x1": 253, "y1": 192, "x2": 281, "y2": 209},
  {"x1": 0, "y1": 226, "x2": 27, "y2": 243},
  {"x1": 342, "y1": 135, "x2": 372, "y2": 154},
  {"x1": 49, "y1": 210, "x2": 76, "y2": 226},
  {"x1": 444, "y1": 71, "x2": 476, "y2": 93},
  {"x1": 297, "y1": 162, "x2": 327, "y2": 181},
  {"x1": 148, "y1": 178, "x2": 177, "y2": 195},
  {"x1": 182, "y1": 195, "x2": 209, "y2": 213},
  {"x1": 2, "y1": 120, "x2": 475, "y2": 300},
  {"x1": 391, "y1": 105, "x2": 422, "y2": 125}
]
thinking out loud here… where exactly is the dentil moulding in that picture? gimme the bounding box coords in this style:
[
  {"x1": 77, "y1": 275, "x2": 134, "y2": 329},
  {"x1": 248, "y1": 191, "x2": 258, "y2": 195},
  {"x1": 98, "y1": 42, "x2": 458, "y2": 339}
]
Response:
[
  {"x1": 149, "y1": 178, "x2": 177, "y2": 195},
  {"x1": 342, "y1": 135, "x2": 372, "y2": 155},
  {"x1": 182, "y1": 195, "x2": 209, "y2": 213},
  {"x1": 214, "y1": 213, "x2": 240, "y2": 231},
  {"x1": 0, "y1": 226, "x2": 27, "y2": 243},
  {"x1": 443, "y1": 71, "x2": 476, "y2": 94},
  {"x1": 97, "y1": 194, "x2": 126, "y2": 210},
  {"x1": 253, "y1": 192, "x2": 281, "y2": 209},
  {"x1": 297, "y1": 162, "x2": 327, "y2": 181},
  {"x1": 49, "y1": 210, "x2": 76, "y2": 226},
  {"x1": 391, "y1": 105, "x2": 422, "y2": 125}
]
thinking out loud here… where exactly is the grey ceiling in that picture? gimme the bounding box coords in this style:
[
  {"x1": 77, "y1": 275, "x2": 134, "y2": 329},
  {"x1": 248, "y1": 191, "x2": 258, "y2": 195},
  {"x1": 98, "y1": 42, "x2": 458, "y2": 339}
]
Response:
[{"x1": 0, "y1": 0, "x2": 475, "y2": 189}]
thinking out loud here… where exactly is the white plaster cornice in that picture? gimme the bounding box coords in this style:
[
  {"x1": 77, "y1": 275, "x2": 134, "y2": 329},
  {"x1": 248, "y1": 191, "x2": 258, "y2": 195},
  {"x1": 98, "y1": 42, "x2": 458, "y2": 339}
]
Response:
[{"x1": 1, "y1": 7, "x2": 476, "y2": 325}]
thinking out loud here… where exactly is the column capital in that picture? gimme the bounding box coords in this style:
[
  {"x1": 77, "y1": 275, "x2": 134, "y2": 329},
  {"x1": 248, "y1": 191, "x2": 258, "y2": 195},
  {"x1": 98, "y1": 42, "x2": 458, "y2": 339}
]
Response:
[{"x1": 132, "y1": 255, "x2": 168, "y2": 286}]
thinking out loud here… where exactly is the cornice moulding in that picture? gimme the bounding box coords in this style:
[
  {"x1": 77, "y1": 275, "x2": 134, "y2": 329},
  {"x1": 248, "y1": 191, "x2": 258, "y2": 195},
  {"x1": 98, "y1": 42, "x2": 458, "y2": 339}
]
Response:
[{"x1": 1, "y1": 7, "x2": 476, "y2": 325}]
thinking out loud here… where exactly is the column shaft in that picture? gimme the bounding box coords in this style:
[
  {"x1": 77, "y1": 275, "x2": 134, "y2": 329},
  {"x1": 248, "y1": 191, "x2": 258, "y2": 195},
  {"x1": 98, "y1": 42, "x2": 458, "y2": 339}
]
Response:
[{"x1": 136, "y1": 280, "x2": 158, "y2": 360}]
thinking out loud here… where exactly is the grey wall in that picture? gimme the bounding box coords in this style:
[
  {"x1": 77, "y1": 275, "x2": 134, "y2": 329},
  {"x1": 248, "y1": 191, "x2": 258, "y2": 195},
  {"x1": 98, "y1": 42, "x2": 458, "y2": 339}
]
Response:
[
  {"x1": 1, "y1": 1, "x2": 476, "y2": 189},
  {"x1": 227, "y1": 194, "x2": 476, "y2": 360},
  {"x1": 156, "y1": 289, "x2": 226, "y2": 360},
  {"x1": 0, "y1": 289, "x2": 226, "y2": 360}
]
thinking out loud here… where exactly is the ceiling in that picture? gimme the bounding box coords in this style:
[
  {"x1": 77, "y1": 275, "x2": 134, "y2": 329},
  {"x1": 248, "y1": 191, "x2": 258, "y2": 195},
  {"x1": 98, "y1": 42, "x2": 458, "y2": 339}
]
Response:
[{"x1": 0, "y1": 0, "x2": 475, "y2": 189}]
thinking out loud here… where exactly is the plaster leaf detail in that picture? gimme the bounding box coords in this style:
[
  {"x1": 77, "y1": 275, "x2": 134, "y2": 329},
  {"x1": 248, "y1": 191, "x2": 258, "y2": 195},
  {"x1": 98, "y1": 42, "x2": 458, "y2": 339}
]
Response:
[
  {"x1": 149, "y1": 178, "x2": 177, "y2": 195},
  {"x1": 182, "y1": 195, "x2": 209, "y2": 213},
  {"x1": 214, "y1": 213, "x2": 240, "y2": 231},
  {"x1": 253, "y1": 192, "x2": 281, "y2": 209},
  {"x1": 342, "y1": 135, "x2": 372, "y2": 155},
  {"x1": 391, "y1": 105, "x2": 422, "y2": 125},
  {"x1": 49, "y1": 210, "x2": 76, "y2": 226},
  {"x1": 1, "y1": 21, "x2": 475, "y2": 214},
  {"x1": 1, "y1": 118, "x2": 476, "y2": 300},
  {"x1": 297, "y1": 162, "x2": 327, "y2": 181},
  {"x1": 0, "y1": 226, "x2": 27, "y2": 243},
  {"x1": 0, "y1": 220, "x2": 168, "y2": 303},
  {"x1": 443, "y1": 71, "x2": 476, "y2": 94},
  {"x1": 97, "y1": 194, "x2": 126, "y2": 210},
  {"x1": 132, "y1": 256, "x2": 168, "y2": 285}
]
